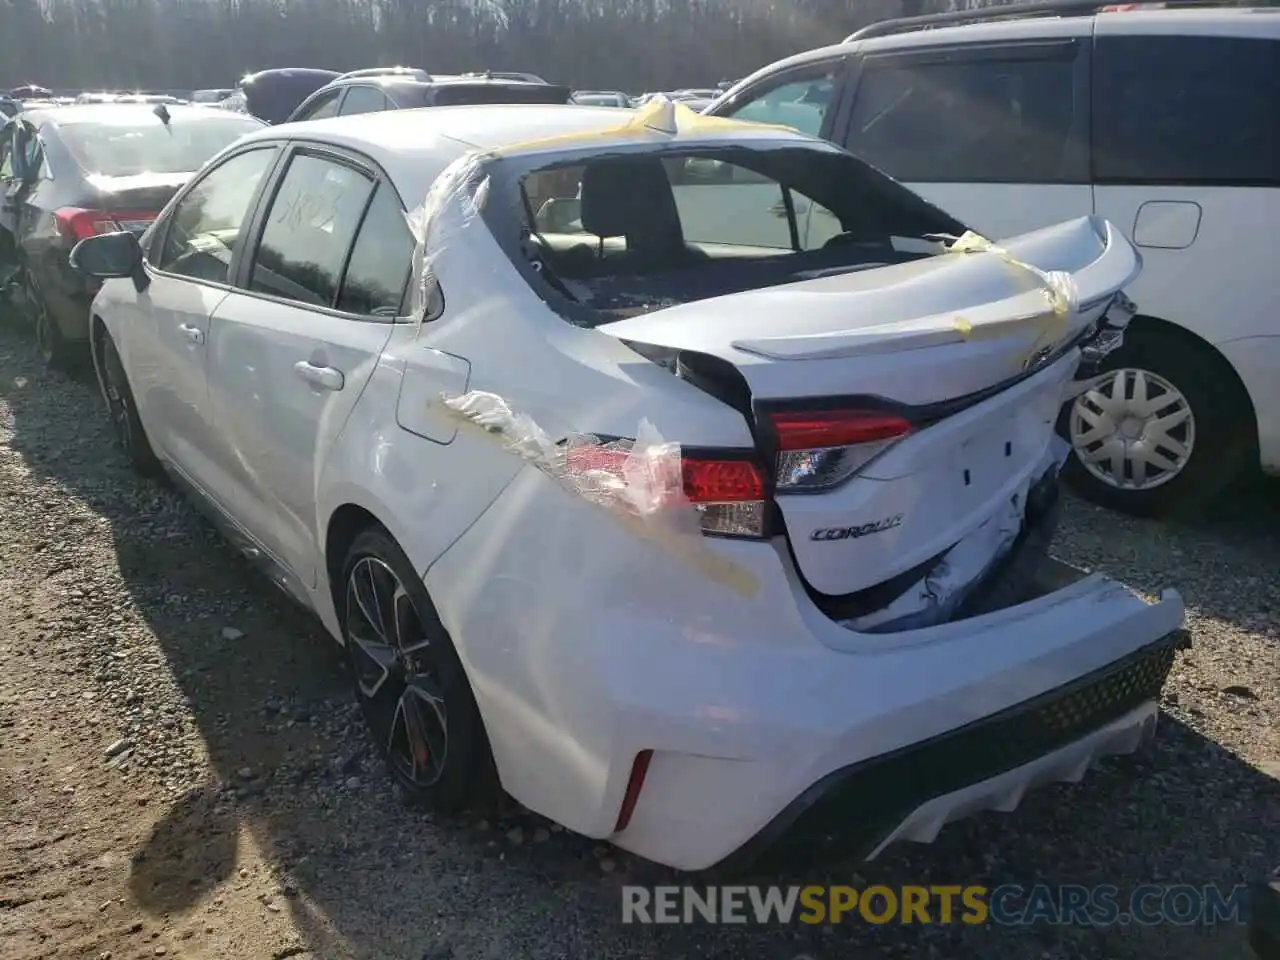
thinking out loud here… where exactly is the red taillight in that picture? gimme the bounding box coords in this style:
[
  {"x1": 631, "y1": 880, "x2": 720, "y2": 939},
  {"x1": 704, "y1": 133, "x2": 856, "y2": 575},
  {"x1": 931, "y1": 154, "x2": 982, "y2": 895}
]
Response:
[
  {"x1": 770, "y1": 409, "x2": 912, "y2": 450},
  {"x1": 54, "y1": 207, "x2": 155, "y2": 242},
  {"x1": 769, "y1": 409, "x2": 913, "y2": 492},
  {"x1": 562, "y1": 442, "x2": 769, "y2": 539},
  {"x1": 682, "y1": 457, "x2": 765, "y2": 503}
]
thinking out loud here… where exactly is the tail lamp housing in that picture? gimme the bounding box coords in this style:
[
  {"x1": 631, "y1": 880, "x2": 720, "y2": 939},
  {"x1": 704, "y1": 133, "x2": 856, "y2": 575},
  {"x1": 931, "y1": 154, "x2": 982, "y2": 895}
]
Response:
[
  {"x1": 55, "y1": 207, "x2": 155, "y2": 242},
  {"x1": 768, "y1": 408, "x2": 912, "y2": 492}
]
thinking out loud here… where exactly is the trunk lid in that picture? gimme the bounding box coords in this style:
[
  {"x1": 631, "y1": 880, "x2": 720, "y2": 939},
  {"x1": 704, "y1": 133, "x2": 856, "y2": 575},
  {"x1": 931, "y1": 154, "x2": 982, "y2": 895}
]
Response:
[
  {"x1": 597, "y1": 216, "x2": 1139, "y2": 600},
  {"x1": 86, "y1": 171, "x2": 192, "y2": 235}
]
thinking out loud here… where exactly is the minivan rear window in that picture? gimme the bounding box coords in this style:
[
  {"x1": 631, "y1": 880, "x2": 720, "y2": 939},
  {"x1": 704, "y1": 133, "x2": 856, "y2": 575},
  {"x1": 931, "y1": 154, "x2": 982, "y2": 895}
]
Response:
[{"x1": 60, "y1": 115, "x2": 263, "y2": 176}]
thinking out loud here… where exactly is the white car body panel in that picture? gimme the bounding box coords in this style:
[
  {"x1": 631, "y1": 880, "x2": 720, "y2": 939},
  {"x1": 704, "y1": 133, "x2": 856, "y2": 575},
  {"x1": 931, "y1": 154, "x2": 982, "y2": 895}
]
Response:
[
  {"x1": 205, "y1": 293, "x2": 394, "y2": 588},
  {"x1": 88, "y1": 105, "x2": 1186, "y2": 871}
]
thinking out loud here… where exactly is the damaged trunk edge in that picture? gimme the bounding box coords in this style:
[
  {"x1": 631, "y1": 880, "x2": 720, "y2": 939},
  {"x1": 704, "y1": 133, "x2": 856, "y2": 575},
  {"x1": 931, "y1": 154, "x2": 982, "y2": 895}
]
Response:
[{"x1": 443, "y1": 143, "x2": 1146, "y2": 635}]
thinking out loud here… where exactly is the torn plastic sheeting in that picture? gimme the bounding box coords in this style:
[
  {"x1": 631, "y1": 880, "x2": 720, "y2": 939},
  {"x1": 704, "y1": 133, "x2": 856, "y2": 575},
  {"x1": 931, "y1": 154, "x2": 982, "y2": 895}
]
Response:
[
  {"x1": 404, "y1": 150, "x2": 492, "y2": 328},
  {"x1": 843, "y1": 435, "x2": 1071, "y2": 635},
  {"x1": 490, "y1": 95, "x2": 789, "y2": 158},
  {"x1": 946, "y1": 231, "x2": 1079, "y2": 365},
  {"x1": 438, "y1": 390, "x2": 759, "y2": 599}
]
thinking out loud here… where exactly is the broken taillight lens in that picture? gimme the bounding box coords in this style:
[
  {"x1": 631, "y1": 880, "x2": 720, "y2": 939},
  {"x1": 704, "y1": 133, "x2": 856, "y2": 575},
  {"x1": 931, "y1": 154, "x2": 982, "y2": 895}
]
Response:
[
  {"x1": 769, "y1": 409, "x2": 912, "y2": 492},
  {"x1": 563, "y1": 443, "x2": 769, "y2": 539}
]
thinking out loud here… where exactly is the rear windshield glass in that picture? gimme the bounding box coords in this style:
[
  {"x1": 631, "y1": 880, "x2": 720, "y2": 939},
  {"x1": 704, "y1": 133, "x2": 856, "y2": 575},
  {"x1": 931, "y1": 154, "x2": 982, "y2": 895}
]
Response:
[
  {"x1": 481, "y1": 141, "x2": 967, "y2": 327},
  {"x1": 59, "y1": 115, "x2": 263, "y2": 176},
  {"x1": 432, "y1": 84, "x2": 570, "y2": 107}
]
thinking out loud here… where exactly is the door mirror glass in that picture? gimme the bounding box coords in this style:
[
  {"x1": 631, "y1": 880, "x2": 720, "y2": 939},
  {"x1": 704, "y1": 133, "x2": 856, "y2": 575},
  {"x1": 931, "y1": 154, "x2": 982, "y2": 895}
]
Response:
[{"x1": 70, "y1": 230, "x2": 144, "y2": 279}]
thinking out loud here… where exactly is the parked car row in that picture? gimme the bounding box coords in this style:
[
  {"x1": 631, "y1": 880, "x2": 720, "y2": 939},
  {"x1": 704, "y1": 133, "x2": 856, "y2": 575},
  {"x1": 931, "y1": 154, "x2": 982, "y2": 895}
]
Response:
[{"x1": 0, "y1": 0, "x2": 1267, "y2": 877}]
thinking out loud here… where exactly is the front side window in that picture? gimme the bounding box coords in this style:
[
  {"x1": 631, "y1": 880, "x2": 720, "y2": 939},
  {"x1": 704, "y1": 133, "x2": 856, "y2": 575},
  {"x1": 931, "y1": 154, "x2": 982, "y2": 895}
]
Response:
[
  {"x1": 1092, "y1": 35, "x2": 1278, "y2": 184},
  {"x1": 335, "y1": 182, "x2": 414, "y2": 316},
  {"x1": 719, "y1": 65, "x2": 841, "y2": 138},
  {"x1": 846, "y1": 51, "x2": 1078, "y2": 183},
  {"x1": 339, "y1": 86, "x2": 389, "y2": 116},
  {"x1": 250, "y1": 153, "x2": 374, "y2": 307},
  {"x1": 154, "y1": 147, "x2": 276, "y2": 283}
]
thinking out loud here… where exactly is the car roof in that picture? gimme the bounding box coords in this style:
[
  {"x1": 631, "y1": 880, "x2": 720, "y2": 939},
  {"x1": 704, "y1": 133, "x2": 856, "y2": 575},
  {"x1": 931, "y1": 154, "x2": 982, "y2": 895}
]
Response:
[
  {"x1": 266, "y1": 102, "x2": 811, "y2": 154},
  {"x1": 259, "y1": 102, "x2": 818, "y2": 198},
  {"x1": 738, "y1": 5, "x2": 1279, "y2": 84}
]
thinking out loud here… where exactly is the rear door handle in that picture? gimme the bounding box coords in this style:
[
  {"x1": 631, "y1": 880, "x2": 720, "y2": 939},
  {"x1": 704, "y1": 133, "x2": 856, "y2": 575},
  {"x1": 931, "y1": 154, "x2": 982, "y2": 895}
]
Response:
[
  {"x1": 293, "y1": 360, "x2": 344, "y2": 391},
  {"x1": 178, "y1": 323, "x2": 204, "y2": 345}
]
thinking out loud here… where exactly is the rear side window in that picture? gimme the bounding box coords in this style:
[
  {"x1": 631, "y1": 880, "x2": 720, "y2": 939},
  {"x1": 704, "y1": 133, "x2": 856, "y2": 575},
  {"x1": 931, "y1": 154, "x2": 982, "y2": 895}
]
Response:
[
  {"x1": 846, "y1": 50, "x2": 1080, "y2": 183},
  {"x1": 250, "y1": 153, "x2": 374, "y2": 307},
  {"x1": 339, "y1": 86, "x2": 389, "y2": 116},
  {"x1": 295, "y1": 89, "x2": 341, "y2": 122},
  {"x1": 335, "y1": 182, "x2": 414, "y2": 316},
  {"x1": 1092, "y1": 35, "x2": 1279, "y2": 185}
]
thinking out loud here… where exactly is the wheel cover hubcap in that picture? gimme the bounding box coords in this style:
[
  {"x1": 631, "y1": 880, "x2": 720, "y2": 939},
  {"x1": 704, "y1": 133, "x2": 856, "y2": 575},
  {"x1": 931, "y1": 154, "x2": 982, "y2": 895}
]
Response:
[
  {"x1": 1069, "y1": 367, "x2": 1195, "y2": 491},
  {"x1": 345, "y1": 556, "x2": 448, "y2": 786}
]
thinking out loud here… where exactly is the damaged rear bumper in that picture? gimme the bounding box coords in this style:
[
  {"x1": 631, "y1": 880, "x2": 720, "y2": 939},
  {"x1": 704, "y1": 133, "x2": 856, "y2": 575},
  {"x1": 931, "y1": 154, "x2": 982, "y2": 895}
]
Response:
[{"x1": 719, "y1": 625, "x2": 1190, "y2": 871}]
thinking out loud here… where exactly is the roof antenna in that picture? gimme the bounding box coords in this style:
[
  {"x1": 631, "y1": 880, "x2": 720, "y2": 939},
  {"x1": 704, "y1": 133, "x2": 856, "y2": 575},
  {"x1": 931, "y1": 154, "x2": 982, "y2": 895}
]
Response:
[{"x1": 153, "y1": 103, "x2": 171, "y2": 127}]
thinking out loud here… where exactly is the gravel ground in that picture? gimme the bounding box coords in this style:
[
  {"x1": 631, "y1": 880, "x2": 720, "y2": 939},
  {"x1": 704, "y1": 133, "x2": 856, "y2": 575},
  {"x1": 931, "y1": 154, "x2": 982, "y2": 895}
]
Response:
[{"x1": 0, "y1": 317, "x2": 1276, "y2": 960}]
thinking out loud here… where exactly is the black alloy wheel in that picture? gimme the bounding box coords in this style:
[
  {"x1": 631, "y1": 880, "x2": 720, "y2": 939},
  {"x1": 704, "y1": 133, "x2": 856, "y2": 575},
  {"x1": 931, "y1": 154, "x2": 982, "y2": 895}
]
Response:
[{"x1": 341, "y1": 527, "x2": 498, "y2": 813}]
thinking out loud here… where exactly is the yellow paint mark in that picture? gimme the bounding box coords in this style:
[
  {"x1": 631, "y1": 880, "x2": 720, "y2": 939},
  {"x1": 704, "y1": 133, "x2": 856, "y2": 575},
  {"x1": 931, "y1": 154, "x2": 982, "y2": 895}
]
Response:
[{"x1": 492, "y1": 96, "x2": 793, "y2": 156}]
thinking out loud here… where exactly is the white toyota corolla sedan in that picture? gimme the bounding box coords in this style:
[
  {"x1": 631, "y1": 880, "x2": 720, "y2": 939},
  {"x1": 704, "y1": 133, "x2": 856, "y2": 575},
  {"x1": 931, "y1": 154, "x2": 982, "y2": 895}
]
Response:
[{"x1": 70, "y1": 100, "x2": 1188, "y2": 871}]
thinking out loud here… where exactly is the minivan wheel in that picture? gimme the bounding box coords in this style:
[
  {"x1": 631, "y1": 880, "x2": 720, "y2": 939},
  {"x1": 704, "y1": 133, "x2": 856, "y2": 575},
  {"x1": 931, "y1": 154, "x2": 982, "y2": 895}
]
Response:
[
  {"x1": 341, "y1": 526, "x2": 499, "y2": 813},
  {"x1": 97, "y1": 331, "x2": 162, "y2": 476},
  {"x1": 1061, "y1": 328, "x2": 1252, "y2": 518}
]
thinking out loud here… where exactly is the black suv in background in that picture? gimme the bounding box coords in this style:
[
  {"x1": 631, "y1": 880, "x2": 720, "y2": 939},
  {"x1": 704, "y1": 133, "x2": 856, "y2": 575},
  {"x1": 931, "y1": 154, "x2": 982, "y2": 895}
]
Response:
[{"x1": 286, "y1": 69, "x2": 571, "y2": 123}]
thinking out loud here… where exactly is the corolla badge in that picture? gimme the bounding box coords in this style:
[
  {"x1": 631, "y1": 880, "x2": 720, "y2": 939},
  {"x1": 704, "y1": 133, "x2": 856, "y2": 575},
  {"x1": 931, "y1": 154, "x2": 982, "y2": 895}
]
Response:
[{"x1": 810, "y1": 514, "x2": 905, "y2": 542}]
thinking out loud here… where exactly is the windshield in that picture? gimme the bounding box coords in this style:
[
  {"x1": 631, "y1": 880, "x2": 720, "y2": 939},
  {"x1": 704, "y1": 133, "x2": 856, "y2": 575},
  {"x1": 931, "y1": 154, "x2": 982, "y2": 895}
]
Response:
[
  {"x1": 58, "y1": 114, "x2": 263, "y2": 176},
  {"x1": 482, "y1": 140, "x2": 967, "y2": 326}
]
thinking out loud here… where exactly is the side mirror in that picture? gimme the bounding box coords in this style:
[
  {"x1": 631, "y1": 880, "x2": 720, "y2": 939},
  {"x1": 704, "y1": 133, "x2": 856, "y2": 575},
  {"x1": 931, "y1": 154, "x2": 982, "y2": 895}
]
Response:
[{"x1": 70, "y1": 230, "x2": 150, "y2": 293}]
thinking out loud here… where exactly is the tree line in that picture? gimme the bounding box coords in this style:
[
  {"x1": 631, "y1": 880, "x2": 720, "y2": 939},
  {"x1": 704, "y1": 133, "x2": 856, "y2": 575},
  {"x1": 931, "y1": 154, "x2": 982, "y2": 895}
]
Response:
[{"x1": 2, "y1": 0, "x2": 1022, "y2": 93}]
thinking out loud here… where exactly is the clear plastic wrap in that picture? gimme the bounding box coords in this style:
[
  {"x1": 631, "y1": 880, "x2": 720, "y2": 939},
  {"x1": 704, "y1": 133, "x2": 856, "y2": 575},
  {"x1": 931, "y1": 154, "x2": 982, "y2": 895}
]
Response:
[
  {"x1": 439, "y1": 391, "x2": 758, "y2": 598},
  {"x1": 404, "y1": 151, "x2": 491, "y2": 327}
]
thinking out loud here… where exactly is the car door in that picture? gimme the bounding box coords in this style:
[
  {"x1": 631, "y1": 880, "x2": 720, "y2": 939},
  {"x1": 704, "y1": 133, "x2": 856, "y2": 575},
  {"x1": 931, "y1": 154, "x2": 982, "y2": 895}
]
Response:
[
  {"x1": 126, "y1": 145, "x2": 281, "y2": 487},
  {"x1": 835, "y1": 38, "x2": 1094, "y2": 239},
  {"x1": 205, "y1": 147, "x2": 408, "y2": 587}
]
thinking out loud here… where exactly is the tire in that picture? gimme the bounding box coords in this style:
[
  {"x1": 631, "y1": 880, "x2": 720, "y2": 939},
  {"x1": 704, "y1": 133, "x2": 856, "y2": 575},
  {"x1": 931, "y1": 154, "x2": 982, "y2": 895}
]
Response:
[
  {"x1": 340, "y1": 525, "x2": 500, "y2": 814},
  {"x1": 96, "y1": 329, "x2": 163, "y2": 477},
  {"x1": 28, "y1": 273, "x2": 76, "y2": 370},
  {"x1": 1061, "y1": 326, "x2": 1254, "y2": 518}
]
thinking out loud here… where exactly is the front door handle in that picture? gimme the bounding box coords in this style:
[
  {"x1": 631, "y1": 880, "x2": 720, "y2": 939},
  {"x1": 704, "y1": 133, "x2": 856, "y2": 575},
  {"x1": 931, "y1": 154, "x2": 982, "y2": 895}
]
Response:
[
  {"x1": 178, "y1": 323, "x2": 204, "y2": 345},
  {"x1": 293, "y1": 360, "x2": 344, "y2": 391}
]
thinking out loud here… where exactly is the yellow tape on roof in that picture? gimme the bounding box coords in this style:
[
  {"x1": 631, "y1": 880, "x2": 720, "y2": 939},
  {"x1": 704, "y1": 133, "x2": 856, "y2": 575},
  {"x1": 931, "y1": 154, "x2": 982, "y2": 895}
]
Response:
[{"x1": 491, "y1": 96, "x2": 791, "y2": 156}]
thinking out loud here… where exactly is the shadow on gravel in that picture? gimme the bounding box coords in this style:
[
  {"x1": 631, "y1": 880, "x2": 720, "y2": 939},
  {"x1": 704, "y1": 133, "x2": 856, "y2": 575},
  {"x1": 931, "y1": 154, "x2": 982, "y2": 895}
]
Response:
[{"x1": 0, "y1": 320, "x2": 1276, "y2": 960}]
